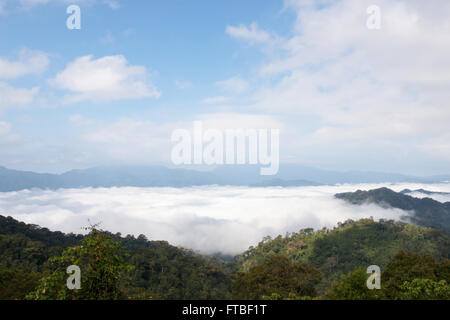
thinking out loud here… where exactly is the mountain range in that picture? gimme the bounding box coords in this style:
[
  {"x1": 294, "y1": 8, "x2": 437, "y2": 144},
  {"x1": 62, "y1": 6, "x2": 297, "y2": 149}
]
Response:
[{"x1": 1, "y1": 164, "x2": 449, "y2": 192}]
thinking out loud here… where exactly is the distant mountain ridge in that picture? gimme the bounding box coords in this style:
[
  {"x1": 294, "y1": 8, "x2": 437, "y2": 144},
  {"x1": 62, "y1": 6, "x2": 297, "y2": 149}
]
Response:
[
  {"x1": 335, "y1": 187, "x2": 450, "y2": 233},
  {"x1": 0, "y1": 164, "x2": 449, "y2": 192},
  {"x1": 249, "y1": 178, "x2": 322, "y2": 187},
  {"x1": 400, "y1": 188, "x2": 450, "y2": 196}
]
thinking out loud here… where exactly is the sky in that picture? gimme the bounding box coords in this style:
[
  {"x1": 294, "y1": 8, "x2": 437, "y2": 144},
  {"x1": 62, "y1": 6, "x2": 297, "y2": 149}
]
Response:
[
  {"x1": 1, "y1": 0, "x2": 450, "y2": 175},
  {"x1": 4, "y1": 182, "x2": 449, "y2": 255}
]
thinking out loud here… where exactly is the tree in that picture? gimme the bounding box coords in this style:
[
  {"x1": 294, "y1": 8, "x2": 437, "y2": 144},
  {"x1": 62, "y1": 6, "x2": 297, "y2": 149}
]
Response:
[
  {"x1": 382, "y1": 251, "x2": 449, "y2": 299},
  {"x1": 0, "y1": 264, "x2": 42, "y2": 299},
  {"x1": 399, "y1": 279, "x2": 450, "y2": 300},
  {"x1": 232, "y1": 255, "x2": 322, "y2": 300},
  {"x1": 26, "y1": 226, "x2": 133, "y2": 300},
  {"x1": 326, "y1": 268, "x2": 384, "y2": 300}
]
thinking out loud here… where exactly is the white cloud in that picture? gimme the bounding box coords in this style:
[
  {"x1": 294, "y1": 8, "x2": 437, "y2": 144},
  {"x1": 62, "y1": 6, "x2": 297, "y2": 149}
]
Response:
[
  {"x1": 68, "y1": 114, "x2": 95, "y2": 126},
  {"x1": 0, "y1": 82, "x2": 39, "y2": 110},
  {"x1": 0, "y1": 121, "x2": 22, "y2": 145},
  {"x1": 226, "y1": 22, "x2": 271, "y2": 44},
  {"x1": 418, "y1": 133, "x2": 450, "y2": 160},
  {"x1": 216, "y1": 76, "x2": 249, "y2": 94},
  {"x1": 225, "y1": 0, "x2": 450, "y2": 167},
  {"x1": 66, "y1": 117, "x2": 180, "y2": 165},
  {"x1": 0, "y1": 183, "x2": 437, "y2": 255},
  {"x1": 102, "y1": 0, "x2": 118, "y2": 9},
  {"x1": 0, "y1": 49, "x2": 49, "y2": 79},
  {"x1": 82, "y1": 118, "x2": 170, "y2": 161},
  {"x1": 196, "y1": 112, "x2": 284, "y2": 131},
  {"x1": 100, "y1": 32, "x2": 115, "y2": 45},
  {"x1": 404, "y1": 188, "x2": 450, "y2": 203},
  {"x1": 49, "y1": 55, "x2": 161, "y2": 103},
  {"x1": 67, "y1": 112, "x2": 283, "y2": 165},
  {"x1": 201, "y1": 96, "x2": 228, "y2": 104},
  {"x1": 175, "y1": 79, "x2": 192, "y2": 89}
]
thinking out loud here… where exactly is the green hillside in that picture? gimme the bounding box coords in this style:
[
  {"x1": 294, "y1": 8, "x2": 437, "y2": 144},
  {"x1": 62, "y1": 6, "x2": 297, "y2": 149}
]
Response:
[
  {"x1": 0, "y1": 215, "x2": 232, "y2": 300},
  {"x1": 234, "y1": 219, "x2": 450, "y2": 293},
  {"x1": 1, "y1": 214, "x2": 449, "y2": 300}
]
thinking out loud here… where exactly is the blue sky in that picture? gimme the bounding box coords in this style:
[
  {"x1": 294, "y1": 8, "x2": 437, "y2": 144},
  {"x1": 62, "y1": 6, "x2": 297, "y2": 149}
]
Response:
[
  {"x1": 1, "y1": 1, "x2": 288, "y2": 119},
  {"x1": 1, "y1": 0, "x2": 450, "y2": 175}
]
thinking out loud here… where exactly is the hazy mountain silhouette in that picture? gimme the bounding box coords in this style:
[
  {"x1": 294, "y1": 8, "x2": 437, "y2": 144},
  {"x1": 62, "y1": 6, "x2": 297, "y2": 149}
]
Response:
[
  {"x1": 0, "y1": 164, "x2": 448, "y2": 192},
  {"x1": 335, "y1": 187, "x2": 450, "y2": 233}
]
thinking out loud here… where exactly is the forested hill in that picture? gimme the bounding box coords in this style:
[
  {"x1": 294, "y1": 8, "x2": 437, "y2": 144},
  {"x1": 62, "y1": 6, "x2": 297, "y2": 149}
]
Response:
[
  {"x1": 2, "y1": 214, "x2": 450, "y2": 300},
  {"x1": 0, "y1": 215, "x2": 233, "y2": 300},
  {"x1": 234, "y1": 219, "x2": 450, "y2": 293},
  {"x1": 335, "y1": 187, "x2": 450, "y2": 233}
]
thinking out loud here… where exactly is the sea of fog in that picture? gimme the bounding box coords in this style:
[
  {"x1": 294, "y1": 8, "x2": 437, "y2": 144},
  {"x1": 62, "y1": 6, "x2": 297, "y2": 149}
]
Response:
[{"x1": 0, "y1": 183, "x2": 449, "y2": 255}]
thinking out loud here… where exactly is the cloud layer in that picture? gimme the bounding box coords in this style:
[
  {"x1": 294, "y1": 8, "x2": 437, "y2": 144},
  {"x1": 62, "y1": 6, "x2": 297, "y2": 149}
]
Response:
[
  {"x1": 2, "y1": 183, "x2": 447, "y2": 255},
  {"x1": 224, "y1": 0, "x2": 450, "y2": 171}
]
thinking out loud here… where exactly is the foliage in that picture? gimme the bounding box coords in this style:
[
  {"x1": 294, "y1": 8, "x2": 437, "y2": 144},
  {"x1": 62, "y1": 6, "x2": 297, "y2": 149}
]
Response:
[
  {"x1": 0, "y1": 215, "x2": 83, "y2": 248},
  {"x1": 326, "y1": 251, "x2": 450, "y2": 300},
  {"x1": 0, "y1": 264, "x2": 42, "y2": 300},
  {"x1": 232, "y1": 255, "x2": 322, "y2": 300},
  {"x1": 0, "y1": 215, "x2": 233, "y2": 300},
  {"x1": 326, "y1": 268, "x2": 384, "y2": 300},
  {"x1": 235, "y1": 219, "x2": 450, "y2": 294},
  {"x1": 128, "y1": 245, "x2": 232, "y2": 299},
  {"x1": 261, "y1": 292, "x2": 321, "y2": 300},
  {"x1": 382, "y1": 251, "x2": 450, "y2": 299},
  {"x1": 0, "y1": 215, "x2": 82, "y2": 271},
  {"x1": 2, "y1": 212, "x2": 450, "y2": 300},
  {"x1": 26, "y1": 226, "x2": 133, "y2": 300},
  {"x1": 399, "y1": 279, "x2": 450, "y2": 300}
]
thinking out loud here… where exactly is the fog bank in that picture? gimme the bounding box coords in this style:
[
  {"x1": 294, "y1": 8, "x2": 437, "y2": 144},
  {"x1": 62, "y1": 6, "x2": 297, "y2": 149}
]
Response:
[{"x1": 1, "y1": 183, "x2": 448, "y2": 255}]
